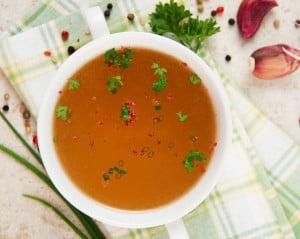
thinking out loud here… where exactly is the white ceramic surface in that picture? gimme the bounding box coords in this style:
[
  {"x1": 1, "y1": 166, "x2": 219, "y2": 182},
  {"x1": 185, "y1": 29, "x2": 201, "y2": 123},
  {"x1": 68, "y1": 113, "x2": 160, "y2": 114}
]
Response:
[{"x1": 37, "y1": 32, "x2": 232, "y2": 228}]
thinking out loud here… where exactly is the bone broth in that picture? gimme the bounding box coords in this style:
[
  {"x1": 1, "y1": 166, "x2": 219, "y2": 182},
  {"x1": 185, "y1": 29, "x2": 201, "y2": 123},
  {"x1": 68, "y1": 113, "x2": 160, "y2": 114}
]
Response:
[{"x1": 52, "y1": 47, "x2": 217, "y2": 210}]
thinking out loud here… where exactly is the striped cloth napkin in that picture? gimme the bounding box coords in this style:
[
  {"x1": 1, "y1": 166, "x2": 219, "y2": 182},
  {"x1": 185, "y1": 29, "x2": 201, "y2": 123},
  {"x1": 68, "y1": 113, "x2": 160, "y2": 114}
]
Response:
[{"x1": 0, "y1": 0, "x2": 299, "y2": 238}]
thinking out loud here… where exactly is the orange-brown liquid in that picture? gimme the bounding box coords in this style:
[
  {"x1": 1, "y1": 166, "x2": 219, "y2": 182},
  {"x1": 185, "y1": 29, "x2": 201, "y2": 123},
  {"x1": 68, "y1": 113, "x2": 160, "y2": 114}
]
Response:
[{"x1": 53, "y1": 47, "x2": 216, "y2": 210}]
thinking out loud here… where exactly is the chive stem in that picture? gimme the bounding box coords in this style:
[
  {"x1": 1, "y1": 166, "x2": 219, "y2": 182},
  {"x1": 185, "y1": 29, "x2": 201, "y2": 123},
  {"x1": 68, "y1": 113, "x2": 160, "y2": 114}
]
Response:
[
  {"x1": 0, "y1": 111, "x2": 42, "y2": 165},
  {"x1": 23, "y1": 194, "x2": 89, "y2": 239}
]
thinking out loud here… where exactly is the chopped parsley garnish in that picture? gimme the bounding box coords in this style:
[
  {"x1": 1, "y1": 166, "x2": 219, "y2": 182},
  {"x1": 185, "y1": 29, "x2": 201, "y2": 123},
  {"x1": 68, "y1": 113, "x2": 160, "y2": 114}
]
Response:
[
  {"x1": 104, "y1": 48, "x2": 134, "y2": 69},
  {"x1": 120, "y1": 105, "x2": 130, "y2": 121},
  {"x1": 55, "y1": 105, "x2": 71, "y2": 121},
  {"x1": 68, "y1": 79, "x2": 80, "y2": 90},
  {"x1": 183, "y1": 150, "x2": 206, "y2": 172},
  {"x1": 176, "y1": 111, "x2": 189, "y2": 122},
  {"x1": 149, "y1": 0, "x2": 220, "y2": 52},
  {"x1": 189, "y1": 74, "x2": 201, "y2": 85},
  {"x1": 154, "y1": 104, "x2": 162, "y2": 110},
  {"x1": 107, "y1": 75, "x2": 123, "y2": 94},
  {"x1": 151, "y1": 62, "x2": 168, "y2": 92}
]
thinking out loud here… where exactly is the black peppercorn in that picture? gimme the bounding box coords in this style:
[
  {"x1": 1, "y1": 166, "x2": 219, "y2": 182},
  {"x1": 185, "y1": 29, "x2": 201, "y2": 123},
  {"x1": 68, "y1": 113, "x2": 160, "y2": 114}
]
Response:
[
  {"x1": 23, "y1": 110, "x2": 31, "y2": 119},
  {"x1": 127, "y1": 13, "x2": 135, "y2": 21},
  {"x1": 228, "y1": 18, "x2": 235, "y2": 26},
  {"x1": 107, "y1": 3, "x2": 113, "y2": 10},
  {"x1": 225, "y1": 55, "x2": 232, "y2": 62},
  {"x1": 211, "y1": 10, "x2": 217, "y2": 17},
  {"x1": 2, "y1": 105, "x2": 9, "y2": 112},
  {"x1": 104, "y1": 9, "x2": 110, "y2": 18},
  {"x1": 68, "y1": 46, "x2": 76, "y2": 55}
]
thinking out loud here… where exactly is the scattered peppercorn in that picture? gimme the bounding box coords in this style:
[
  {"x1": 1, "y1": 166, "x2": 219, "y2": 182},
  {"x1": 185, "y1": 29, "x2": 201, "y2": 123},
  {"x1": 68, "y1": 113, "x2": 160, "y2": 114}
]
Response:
[
  {"x1": 216, "y1": 6, "x2": 224, "y2": 14},
  {"x1": 104, "y1": 9, "x2": 110, "y2": 18},
  {"x1": 225, "y1": 55, "x2": 232, "y2": 62},
  {"x1": 273, "y1": 19, "x2": 280, "y2": 29},
  {"x1": 211, "y1": 10, "x2": 217, "y2": 17},
  {"x1": 197, "y1": 4, "x2": 204, "y2": 13},
  {"x1": 107, "y1": 3, "x2": 113, "y2": 10},
  {"x1": 4, "y1": 93, "x2": 10, "y2": 101},
  {"x1": 33, "y1": 135, "x2": 38, "y2": 145},
  {"x1": 23, "y1": 110, "x2": 31, "y2": 119},
  {"x1": 228, "y1": 18, "x2": 235, "y2": 26},
  {"x1": 197, "y1": 0, "x2": 203, "y2": 3},
  {"x1": 2, "y1": 105, "x2": 9, "y2": 112},
  {"x1": 127, "y1": 13, "x2": 135, "y2": 21},
  {"x1": 67, "y1": 46, "x2": 76, "y2": 55},
  {"x1": 295, "y1": 19, "x2": 300, "y2": 28},
  {"x1": 61, "y1": 30, "x2": 69, "y2": 41},
  {"x1": 44, "y1": 50, "x2": 51, "y2": 57}
]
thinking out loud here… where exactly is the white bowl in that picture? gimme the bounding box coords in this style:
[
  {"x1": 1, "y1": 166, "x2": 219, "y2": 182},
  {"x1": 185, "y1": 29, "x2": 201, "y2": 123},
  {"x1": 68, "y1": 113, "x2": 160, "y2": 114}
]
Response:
[{"x1": 37, "y1": 32, "x2": 232, "y2": 228}]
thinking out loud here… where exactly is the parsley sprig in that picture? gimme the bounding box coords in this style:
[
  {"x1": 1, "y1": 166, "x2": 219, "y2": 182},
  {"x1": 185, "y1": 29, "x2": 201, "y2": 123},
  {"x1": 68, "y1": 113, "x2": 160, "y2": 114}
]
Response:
[
  {"x1": 56, "y1": 105, "x2": 71, "y2": 121},
  {"x1": 176, "y1": 111, "x2": 189, "y2": 122},
  {"x1": 68, "y1": 79, "x2": 80, "y2": 90},
  {"x1": 151, "y1": 62, "x2": 168, "y2": 92},
  {"x1": 107, "y1": 75, "x2": 123, "y2": 94},
  {"x1": 183, "y1": 150, "x2": 206, "y2": 172},
  {"x1": 104, "y1": 48, "x2": 134, "y2": 69},
  {"x1": 149, "y1": 0, "x2": 220, "y2": 52}
]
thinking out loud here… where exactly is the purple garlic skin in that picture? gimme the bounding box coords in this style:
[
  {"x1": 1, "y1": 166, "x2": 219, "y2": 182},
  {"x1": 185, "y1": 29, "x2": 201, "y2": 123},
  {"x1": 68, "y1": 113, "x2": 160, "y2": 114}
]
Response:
[
  {"x1": 237, "y1": 0, "x2": 278, "y2": 40},
  {"x1": 249, "y1": 44, "x2": 300, "y2": 80}
]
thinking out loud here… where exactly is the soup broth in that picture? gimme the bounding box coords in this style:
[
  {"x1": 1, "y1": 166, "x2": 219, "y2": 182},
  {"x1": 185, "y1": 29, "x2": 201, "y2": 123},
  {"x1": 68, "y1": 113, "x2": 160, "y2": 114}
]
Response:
[{"x1": 53, "y1": 47, "x2": 217, "y2": 210}]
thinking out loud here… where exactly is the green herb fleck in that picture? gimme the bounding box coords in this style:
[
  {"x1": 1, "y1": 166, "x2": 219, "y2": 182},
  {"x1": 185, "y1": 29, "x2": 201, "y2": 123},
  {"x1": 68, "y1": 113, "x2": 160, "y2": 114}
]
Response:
[
  {"x1": 176, "y1": 111, "x2": 189, "y2": 122},
  {"x1": 55, "y1": 105, "x2": 71, "y2": 121},
  {"x1": 104, "y1": 48, "x2": 134, "y2": 69},
  {"x1": 107, "y1": 75, "x2": 123, "y2": 94},
  {"x1": 120, "y1": 105, "x2": 130, "y2": 121},
  {"x1": 149, "y1": 0, "x2": 220, "y2": 52},
  {"x1": 152, "y1": 62, "x2": 167, "y2": 76},
  {"x1": 68, "y1": 79, "x2": 80, "y2": 90},
  {"x1": 102, "y1": 166, "x2": 127, "y2": 181},
  {"x1": 154, "y1": 104, "x2": 162, "y2": 110},
  {"x1": 189, "y1": 74, "x2": 201, "y2": 85},
  {"x1": 183, "y1": 150, "x2": 206, "y2": 172}
]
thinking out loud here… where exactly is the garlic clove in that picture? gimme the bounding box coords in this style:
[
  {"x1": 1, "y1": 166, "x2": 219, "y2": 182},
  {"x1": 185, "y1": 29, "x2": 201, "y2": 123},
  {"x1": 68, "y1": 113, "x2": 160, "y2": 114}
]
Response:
[
  {"x1": 237, "y1": 0, "x2": 278, "y2": 40},
  {"x1": 250, "y1": 44, "x2": 300, "y2": 80}
]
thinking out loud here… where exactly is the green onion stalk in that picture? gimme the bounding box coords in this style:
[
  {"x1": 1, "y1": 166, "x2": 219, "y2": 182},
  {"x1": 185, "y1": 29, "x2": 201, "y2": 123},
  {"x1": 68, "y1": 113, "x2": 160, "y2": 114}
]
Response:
[{"x1": 0, "y1": 111, "x2": 106, "y2": 239}]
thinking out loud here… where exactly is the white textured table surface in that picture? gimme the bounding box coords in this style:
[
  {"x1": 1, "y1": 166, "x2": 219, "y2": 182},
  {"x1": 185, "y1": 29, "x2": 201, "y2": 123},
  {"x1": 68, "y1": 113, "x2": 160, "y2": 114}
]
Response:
[{"x1": 0, "y1": 0, "x2": 299, "y2": 238}]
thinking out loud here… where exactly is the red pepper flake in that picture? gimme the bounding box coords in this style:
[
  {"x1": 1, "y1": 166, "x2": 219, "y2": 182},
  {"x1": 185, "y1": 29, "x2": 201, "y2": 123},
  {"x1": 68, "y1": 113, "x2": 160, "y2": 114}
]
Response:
[
  {"x1": 216, "y1": 6, "x2": 224, "y2": 14},
  {"x1": 167, "y1": 94, "x2": 173, "y2": 100},
  {"x1": 91, "y1": 96, "x2": 97, "y2": 101},
  {"x1": 33, "y1": 135, "x2": 38, "y2": 145},
  {"x1": 209, "y1": 142, "x2": 218, "y2": 151},
  {"x1": 148, "y1": 132, "x2": 154, "y2": 138},
  {"x1": 89, "y1": 140, "x2": 95, "y2": 148},
  {"x1": 97, "y1": 121, "x2": 104, "y2": 127},
  {"x1": 61, "y1": 30, "x2": 69, "y2": 41},
  {"x1": 181, "y1": 62, "x2": 188, "y2": 67},
  {"x1": 44, "y1": 50, "x2": 51, "y2": 57},
  {"x1": 72, "y1": 136, "x2": 79, "y2": 140}
]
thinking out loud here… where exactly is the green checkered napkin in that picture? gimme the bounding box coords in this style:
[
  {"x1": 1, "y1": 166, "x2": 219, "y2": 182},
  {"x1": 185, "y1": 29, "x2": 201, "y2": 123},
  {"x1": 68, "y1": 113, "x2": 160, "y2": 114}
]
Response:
[{"x1": 0, "y1": 0, "x2": 299, "y2": 238}]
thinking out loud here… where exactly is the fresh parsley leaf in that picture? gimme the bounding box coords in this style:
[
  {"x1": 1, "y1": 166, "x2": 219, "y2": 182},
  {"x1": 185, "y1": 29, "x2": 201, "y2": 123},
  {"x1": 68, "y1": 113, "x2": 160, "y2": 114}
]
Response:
[
  {"x1": 189, "y1": 74, "x2": 201, "y2": 85},
  {"x1": 55, "y1": 105, "x2": 70, "y2": 121},
  {"x1": 176, "y1": 111, "x2": 189, "y2": 122},
  {"x1": 68, "y1": 79, "x2": 80, "y2": 90},
  {"x1": 149, "y1": 0, "x2": 220, "y2": 52},
  {"x1": 151, "y1": 62, "x2": 168, "y2": 92},
  {"x1": 151, "y1": 62, "x2": 167, "y2": 75},
  {"x1": 107, "y1": 75, "x2": 123, "y2": 94},
  {"x1": 152, "y1": 75, "x2": 168, "y2": 92},
  {"x1": 183, "y1": 150, "x2": 206, "y2": 172},
  {"x1": 104, "y1": 48, "x2": 134, "y2": 69},
  {"x1": 120, "y1": 105, "x2": 130, "y2": 121}
]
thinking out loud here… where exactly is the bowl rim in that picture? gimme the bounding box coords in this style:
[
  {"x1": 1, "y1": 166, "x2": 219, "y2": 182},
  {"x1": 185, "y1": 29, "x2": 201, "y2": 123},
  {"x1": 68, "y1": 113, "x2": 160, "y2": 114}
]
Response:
[{"x1": 37, "y1": 31, "x2": 232, "y2": 228}]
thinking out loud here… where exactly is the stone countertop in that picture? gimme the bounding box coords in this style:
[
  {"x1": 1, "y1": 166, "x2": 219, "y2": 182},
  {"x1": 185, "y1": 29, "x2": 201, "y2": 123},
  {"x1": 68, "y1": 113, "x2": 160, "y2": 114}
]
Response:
[{"x1": 0, "y1": 0, "x2": 299, "y2": 238}]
